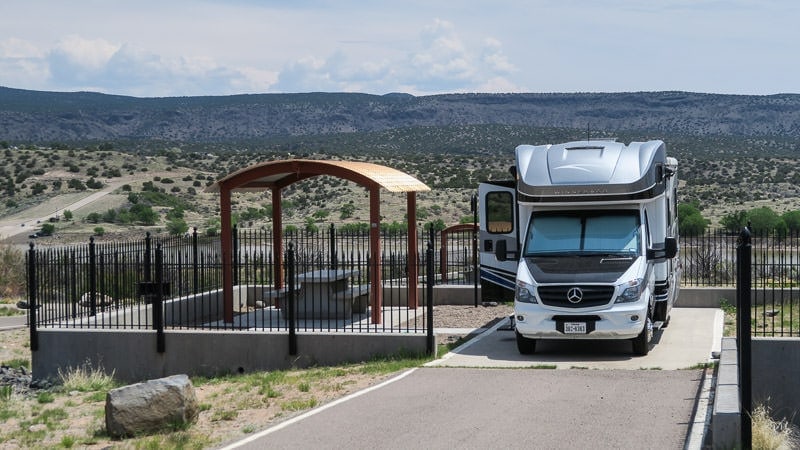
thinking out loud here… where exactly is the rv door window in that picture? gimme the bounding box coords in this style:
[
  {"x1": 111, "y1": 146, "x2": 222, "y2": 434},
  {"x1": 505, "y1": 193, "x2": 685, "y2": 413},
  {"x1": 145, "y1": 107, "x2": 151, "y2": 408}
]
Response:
[
  {"x1": 485, "y1": 191, "x2": 513, "y2": 234},
  {"x1": 525, "y1": 212, "x2": 640, "y2": 256}
]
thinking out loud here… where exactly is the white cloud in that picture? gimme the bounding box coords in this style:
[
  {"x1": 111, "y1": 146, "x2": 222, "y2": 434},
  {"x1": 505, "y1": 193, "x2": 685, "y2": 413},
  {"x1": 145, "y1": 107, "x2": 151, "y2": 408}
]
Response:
[
  {"x1": 1, "y1": 0, "x2": 797, "y2": 96},
  {"x1": 0, "y1": 37, "x2": 44, "y2": 59},
  {"x1": 0, "y1": 38, "x2": 50, "y2": 89}
]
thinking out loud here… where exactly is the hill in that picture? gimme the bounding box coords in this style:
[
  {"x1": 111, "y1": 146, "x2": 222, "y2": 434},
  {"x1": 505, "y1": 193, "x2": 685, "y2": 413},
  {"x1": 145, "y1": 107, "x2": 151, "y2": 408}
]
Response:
[
  {"x1": 2, "y1": 87, "x2": 800, "y2": 243},
  {"x1": 2, "y1": 87, "x2": 800, "y2": 143}
]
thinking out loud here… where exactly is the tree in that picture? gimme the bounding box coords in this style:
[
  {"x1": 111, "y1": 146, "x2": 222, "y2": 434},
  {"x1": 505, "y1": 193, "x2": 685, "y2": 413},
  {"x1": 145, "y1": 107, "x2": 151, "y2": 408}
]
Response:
[
  {"x1": 93, "y1": 227, "x2": 105, "y2": 236},
  {"x1": 129, "y1": 204, "x2": 158, "y2": 225},
  {"x1": 339, "y1": 202, "x2": 356, "y2": 220},
  {"x1": 63, "y1": 210, "x2": 73, "y2": 221},
  {"x1": 304, "y1": 217, "x2": 319, "y2": 233},
  {"x1": 167, "y1": 217, "x2": 189, "y2": 236},
  {"x1": 747, "y1": 206, "x2": 783, "y2": 234},
  {"x1": 781, "y1": 210, "x2": 800, "y2": 232},
  {"x1": 720, "y1": 210, "x2": 748, "y2": 233},
  {"x1": 677, "y1": 202, "x2": 708, "y2": 235}
]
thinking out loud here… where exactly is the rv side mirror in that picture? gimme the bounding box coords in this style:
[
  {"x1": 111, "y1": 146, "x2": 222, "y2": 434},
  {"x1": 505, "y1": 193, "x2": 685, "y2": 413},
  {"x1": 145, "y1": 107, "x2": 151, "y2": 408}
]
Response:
[
  {"x1": 495, "y1": 239, "x2": 508, "y2": 262},
  {"x1": 665, "y1": 237, "x2": 678, "y2": 259},
  {"x1": 647, "y1": 237, "x2": 678, "y2": 260}
]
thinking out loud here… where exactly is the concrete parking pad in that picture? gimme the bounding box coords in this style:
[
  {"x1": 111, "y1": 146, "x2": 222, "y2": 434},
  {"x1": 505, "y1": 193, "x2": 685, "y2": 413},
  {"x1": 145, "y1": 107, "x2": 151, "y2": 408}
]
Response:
[{"x1": 429, "y1": 307, "x2": 723, "y2": 370}]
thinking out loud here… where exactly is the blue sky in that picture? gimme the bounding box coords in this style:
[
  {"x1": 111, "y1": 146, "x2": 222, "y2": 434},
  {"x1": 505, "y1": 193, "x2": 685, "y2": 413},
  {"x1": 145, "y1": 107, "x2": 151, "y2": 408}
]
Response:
[{"x1": 0, "y1": 0, "x2": 797, "y2": 97}]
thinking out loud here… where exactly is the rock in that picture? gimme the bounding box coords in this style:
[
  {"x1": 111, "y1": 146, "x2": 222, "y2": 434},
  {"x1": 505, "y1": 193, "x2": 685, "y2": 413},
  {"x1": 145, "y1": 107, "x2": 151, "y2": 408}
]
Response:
[
  {"x1": 28, "y1": 424, "x2": 47, "y2": 433},
  {"x1": 105, "y1": 374, "x2": 199, "y2": 438}
]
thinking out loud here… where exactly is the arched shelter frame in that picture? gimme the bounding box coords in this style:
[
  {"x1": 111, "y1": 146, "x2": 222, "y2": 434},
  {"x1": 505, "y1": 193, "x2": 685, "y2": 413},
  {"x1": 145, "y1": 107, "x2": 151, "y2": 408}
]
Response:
[{"x1": 206, "y1": 159, "x2": 431, "y2": 324}]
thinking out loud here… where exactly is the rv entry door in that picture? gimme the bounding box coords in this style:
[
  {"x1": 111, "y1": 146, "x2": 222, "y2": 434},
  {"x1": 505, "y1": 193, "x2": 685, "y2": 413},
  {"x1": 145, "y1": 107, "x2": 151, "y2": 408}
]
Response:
[{"x1": 478, "y1": 181, "x2": 518, "y2": 301}]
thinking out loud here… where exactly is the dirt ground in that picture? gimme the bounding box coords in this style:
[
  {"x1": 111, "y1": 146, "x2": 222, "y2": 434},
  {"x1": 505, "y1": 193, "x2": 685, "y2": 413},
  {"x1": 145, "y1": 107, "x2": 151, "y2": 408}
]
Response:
[{"x1": 0, "y1": 303, "x2": 512, "y2": 449}]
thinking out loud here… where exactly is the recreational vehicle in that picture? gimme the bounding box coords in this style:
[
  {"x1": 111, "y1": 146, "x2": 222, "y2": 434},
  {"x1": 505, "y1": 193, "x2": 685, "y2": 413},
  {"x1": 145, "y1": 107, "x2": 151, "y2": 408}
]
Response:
[{"x1": 478, "y1": 140, "x2": 679, "y2": 355}]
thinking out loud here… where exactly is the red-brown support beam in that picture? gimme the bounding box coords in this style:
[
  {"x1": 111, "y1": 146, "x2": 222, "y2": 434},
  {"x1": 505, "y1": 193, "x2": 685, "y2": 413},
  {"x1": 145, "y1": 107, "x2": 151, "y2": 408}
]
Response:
[
  {"x1": 369, "y1": 185, "x2": 382, "y2": 324},
  {"x1": 220, "y1": 186, "x2": 234, "y2": 324},
  {"x1": 407, "y1": 192, "x2": 419, "y2": 309}
]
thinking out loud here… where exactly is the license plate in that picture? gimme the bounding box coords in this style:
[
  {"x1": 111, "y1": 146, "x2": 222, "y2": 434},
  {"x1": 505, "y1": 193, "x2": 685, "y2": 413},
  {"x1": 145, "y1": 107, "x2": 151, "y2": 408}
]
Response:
[{"x1": 563, "y1": 322, "x2": 587, "y2": 334}]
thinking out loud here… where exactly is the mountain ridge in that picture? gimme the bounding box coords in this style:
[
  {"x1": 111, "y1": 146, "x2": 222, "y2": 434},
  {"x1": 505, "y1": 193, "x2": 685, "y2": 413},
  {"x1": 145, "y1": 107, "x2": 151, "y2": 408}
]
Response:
[{"x1": 1, "y1": 86, "x2": 799, "y2": 143}]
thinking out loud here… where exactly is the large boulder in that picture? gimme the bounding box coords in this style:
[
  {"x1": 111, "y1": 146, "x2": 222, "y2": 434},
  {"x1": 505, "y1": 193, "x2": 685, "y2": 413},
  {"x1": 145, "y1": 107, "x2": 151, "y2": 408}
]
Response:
[{"x1": 105, "y1": 374, "x2": 199, "y2": 438}]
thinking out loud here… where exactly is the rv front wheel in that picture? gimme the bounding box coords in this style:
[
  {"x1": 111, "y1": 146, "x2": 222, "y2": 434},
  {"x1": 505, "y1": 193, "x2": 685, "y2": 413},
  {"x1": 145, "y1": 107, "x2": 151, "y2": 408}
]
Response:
[
  {"x1": 632, "y1": 317, "x2": 652, "y2": 356},
  {"x1": 516, "y1": 331, "x2": 536, "y2": 354}
]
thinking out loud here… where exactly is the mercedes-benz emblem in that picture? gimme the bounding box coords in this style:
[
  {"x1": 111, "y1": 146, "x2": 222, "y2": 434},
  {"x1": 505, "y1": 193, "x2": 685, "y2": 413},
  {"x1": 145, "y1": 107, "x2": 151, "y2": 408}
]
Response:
[{"x1": 567, "y1": 287, "x2": 583, "y2": 304}]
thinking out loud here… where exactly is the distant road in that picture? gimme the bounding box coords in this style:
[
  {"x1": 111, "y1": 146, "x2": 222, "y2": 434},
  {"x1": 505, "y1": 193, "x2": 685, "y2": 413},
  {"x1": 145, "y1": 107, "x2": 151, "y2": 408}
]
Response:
[{"x1": 0, "y1": 181, "x2": 124, "y2": 242}]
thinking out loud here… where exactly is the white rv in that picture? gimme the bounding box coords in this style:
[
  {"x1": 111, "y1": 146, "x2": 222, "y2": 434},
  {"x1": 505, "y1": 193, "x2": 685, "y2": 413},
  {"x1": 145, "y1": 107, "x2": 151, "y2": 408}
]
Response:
[{"x1": 478, "y1": 140, "x2": 679, "y2": 355}]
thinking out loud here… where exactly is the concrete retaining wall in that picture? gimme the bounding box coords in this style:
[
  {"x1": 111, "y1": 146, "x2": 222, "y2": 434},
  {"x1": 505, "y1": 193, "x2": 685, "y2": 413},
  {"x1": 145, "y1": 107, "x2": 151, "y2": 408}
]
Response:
[
  {"x1": 32, "y1": 329, "x2": 428, "y2": 383},
  {"x1": 713, "y1": 337, "x2": 740, "y2": 448},
  {"x1": 752, "y1": 337, "x2": 800, "y2": 426}
]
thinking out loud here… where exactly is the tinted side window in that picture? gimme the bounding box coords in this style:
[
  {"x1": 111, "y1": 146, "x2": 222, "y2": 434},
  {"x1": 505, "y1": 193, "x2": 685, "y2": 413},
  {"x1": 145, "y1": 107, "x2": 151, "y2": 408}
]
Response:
[{"x1": 485, "y1": 191, "x2": 513, "y2": 234}]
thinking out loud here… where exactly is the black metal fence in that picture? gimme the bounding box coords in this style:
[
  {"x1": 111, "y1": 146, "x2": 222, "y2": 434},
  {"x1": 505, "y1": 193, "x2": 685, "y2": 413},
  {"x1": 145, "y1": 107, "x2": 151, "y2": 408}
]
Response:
[
  {"x1": 26, "y1": 226, "x2": 799, "y2": 337},
  {"x1": 26, "y1": 225, "x2": 478, "y2": 335},
  {"x1": 682, "y1": 228, "x2": 800, "y2": 336}
]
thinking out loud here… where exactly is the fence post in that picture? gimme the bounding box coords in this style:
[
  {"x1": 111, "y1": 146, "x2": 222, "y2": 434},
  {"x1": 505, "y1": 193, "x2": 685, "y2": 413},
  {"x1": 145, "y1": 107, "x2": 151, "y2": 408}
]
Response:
[
  {"x1": 88, "y1": 236, "x2": 97, "y2": 317},
  {"x1": 154, "y1": 243, "x2": 166, "y2": 353},
  {"x1": 471, "y1": 193, "x2": 478, "y2": 307},
  {"x1": 287, "y1": 242, "x2": 297, "y2": 355},
  {"x1": 426, "y1": 240, "x2": 435, "y2": 355},
  {"x1": 232, "y1": 225, "x2": 239, "y2": 286},
  {"x1": 736, "y1": 226, "x2": 752, "y2": 448},
  {"x1": 144, "y1": 232, "x2": 152, "y2": 282},
  {"x1": 27, "y1": 242, "x2": 38, "y2": 352},
  {"x1": 330, "y1": 223, "x2": 338, "y2": 271},
  {"x1": 192, "y1": 227, "x2": 199, "y2": 294}
]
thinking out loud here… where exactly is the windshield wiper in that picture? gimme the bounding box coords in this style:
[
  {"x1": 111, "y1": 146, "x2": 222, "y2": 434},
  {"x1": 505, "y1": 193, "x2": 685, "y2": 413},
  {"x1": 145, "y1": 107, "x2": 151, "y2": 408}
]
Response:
[{"x1": 600, "y1": 254, "x2": 634, "y2": 263}]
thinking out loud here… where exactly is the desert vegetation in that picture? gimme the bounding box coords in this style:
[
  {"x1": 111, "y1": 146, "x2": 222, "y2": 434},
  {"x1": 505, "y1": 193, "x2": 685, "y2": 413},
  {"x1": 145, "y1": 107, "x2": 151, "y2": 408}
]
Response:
[{"x1": 3, "y1": 124, "x2": 800, "y2": 244}]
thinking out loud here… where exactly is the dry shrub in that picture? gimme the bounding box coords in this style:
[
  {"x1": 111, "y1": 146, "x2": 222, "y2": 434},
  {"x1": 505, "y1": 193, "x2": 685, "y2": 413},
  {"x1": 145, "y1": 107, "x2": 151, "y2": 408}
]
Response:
[
  {"x1": 752, "y1": 403, "x2": 799, "y2": 450},
  {"x1": 0, "y1": 245, "x2": 25, "y2": 300}
]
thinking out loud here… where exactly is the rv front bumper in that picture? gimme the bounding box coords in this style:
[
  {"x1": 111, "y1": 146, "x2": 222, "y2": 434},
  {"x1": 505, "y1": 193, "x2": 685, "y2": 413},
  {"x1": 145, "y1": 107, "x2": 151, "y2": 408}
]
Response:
[{"x1": 514, "y1": 301, "x2": 648, "y2": 340}]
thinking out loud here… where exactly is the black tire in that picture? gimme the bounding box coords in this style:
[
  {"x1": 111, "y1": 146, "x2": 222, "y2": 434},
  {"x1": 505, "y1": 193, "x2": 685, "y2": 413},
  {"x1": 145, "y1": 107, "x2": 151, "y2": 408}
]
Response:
[
  {"x1": 653, "y1": 301, "x2": 668, "y2": 322},
  {"x1": 632, "y1": 318, "x2": 652, "y2": 356},
  {"x1": 516, "y1": 331, "x2": 536, "y2": 354}
]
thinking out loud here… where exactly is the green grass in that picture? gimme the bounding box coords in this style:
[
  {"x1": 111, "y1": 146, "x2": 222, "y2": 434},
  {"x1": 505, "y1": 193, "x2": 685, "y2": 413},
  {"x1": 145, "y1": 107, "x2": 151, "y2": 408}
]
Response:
[
  {"x1": 1, "y1": 358, "x2": 29, "y2": 369},
  {"x1": 281, "y1": 397, "x2": 318, "y2": 411},
  {"x1": 37, "y1": 392, "x2": 55, "y2": 404},
  {"x1": 719, "y1": 299, "x2": 800, "y2": 337}
]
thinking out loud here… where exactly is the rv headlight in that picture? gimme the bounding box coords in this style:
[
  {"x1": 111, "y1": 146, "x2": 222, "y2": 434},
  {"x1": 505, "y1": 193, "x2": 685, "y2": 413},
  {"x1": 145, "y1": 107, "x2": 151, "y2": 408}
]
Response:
[
  {"x1": 515, "y1": 280, "x2": 538, "y2": 304},
  {"x1": 615, "y1": 278, "x2": 645, "y2": 304}
]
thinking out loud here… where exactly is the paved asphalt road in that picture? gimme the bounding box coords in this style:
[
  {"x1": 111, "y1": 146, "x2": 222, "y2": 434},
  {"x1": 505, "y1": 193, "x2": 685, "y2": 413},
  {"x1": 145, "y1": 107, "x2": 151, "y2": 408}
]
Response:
[
  {"x1": 226, "y1": 367, "x2": 702, "y2": 450},
  {"x1": 0, "y1": 315, "x2": 27, "y2": 331},
  {"x1": 223, "y1": 307, "x2": 721, "y2": 450}
]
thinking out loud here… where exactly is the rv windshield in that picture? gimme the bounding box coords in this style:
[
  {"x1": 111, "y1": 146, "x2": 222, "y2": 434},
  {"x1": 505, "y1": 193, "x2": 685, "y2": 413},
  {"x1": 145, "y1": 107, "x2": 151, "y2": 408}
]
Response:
[{"x1": 524, "y1": 211, "x2": 640, "y2": 257}]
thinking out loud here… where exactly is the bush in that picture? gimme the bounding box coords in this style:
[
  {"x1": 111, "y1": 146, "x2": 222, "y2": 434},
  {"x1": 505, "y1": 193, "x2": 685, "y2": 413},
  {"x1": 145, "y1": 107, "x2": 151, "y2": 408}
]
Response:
[
  {"x1": 67, "y1": 178, "x2": 86, "y2": 191},
  {"x1": 40, "y1": 223, "x2": 55, "y2": 236},
  {"x1": 93, "y1": 227, "x2": 105, "y2": 236},
  {"x1": 167, "y1": 218, "x2": 188, "y2": 236}
]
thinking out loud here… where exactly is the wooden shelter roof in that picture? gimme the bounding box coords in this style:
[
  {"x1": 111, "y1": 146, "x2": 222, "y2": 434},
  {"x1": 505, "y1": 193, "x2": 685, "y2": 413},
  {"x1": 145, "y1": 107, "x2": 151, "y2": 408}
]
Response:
[{"x1": 205, "y1": 159, "x2": 430, "y2": 193}]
